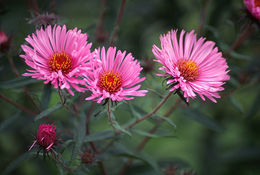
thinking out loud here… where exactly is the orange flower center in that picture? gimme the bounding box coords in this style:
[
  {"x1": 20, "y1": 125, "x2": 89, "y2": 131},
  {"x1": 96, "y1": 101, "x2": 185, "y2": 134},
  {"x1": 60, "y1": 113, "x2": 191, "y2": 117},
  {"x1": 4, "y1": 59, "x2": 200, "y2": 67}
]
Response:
[
  {"x1": 49, "y1": 53, "x2": 72, "y2": 74},
  {"x1": 255, "y1": 0, "x2": 260, "y2": 8},
  {"x1": 98, "y1": 71, "x2": 122, "y2": 94},
  {"x1": 177, "y1": 59, "x2": 199, "y2": 81}
]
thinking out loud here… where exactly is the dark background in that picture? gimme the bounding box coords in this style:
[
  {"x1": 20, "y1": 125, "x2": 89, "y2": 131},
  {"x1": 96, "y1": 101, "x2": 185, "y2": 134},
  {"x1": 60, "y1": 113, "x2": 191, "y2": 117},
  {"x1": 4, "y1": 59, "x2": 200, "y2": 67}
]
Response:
[{"x1": 0, "y1": 0, "x2": 260, "y2": 175}]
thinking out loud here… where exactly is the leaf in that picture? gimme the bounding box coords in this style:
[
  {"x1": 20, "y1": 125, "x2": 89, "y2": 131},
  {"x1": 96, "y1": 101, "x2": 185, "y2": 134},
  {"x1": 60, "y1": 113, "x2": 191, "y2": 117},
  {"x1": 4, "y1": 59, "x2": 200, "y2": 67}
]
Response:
[
  {"x1": 229, "y1": 96, "x2": 244, "y2": 113},
  {"x1": 40, "y1": 83, "x2": 52, "y2": 110},
  {"x1": 110, "y1": 112, "x2": 131, "y2": 136},
  {"x1": 128, "y1": 102, "x2": 142, "y2": 119},
  {"x1": 2, "y1": 152, "x2": 33, "y2": 175},
  {"x1": 85, "y1": 130, "x2": 115, "y2": 142},
  {"x1": 114, "y1": 143, "x2": 163, "y2": 175},
  {"x1": 0, "y1": 111, "x2": 20, "y2": 131},
  {"x1": 156, "y1": 115, "x2": 177, "y2": 129},
  {"x1": 34, "y1": 104, "x2": 62, "y2": 121},
  {"x1": 182, "y1": 108, "x2": 223, "y2": 132},
  {"x1": 70, "y1": 111, "x2": 86, "y2": 163},
  {"x1": 246, "y1": 91, "x2": 260, "y2": 119},
  {"x1": 0, "y1": 77, "x2": 38, "y2": 89},
  {"x1": 132, "y1": 129, "x2": 174, "y2": 138}
]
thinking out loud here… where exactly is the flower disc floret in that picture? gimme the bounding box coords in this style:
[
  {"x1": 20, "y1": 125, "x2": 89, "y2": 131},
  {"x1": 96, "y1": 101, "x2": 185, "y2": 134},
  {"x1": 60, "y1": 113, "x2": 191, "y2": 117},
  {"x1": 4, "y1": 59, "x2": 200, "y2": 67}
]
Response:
[{"x1": 98, "y1": 71, "x2": 122, "y2": 94}]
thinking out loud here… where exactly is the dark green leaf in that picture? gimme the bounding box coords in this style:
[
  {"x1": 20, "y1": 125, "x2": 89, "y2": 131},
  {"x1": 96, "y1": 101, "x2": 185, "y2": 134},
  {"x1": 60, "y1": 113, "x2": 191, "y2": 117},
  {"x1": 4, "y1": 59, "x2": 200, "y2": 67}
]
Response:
[
  {"x1": 0, "y1": 111, "x2": 20, "y2": 131},
  {"x1": 183, "y1": 108, "x2": 223, "y2": 132},
  {"x1": 70, "y1": 111, "x2": 86, "y2": 163},
  {"x1": 0, "y1": 77, "x2": 38, "y2": 89},
  {"x1": 40, "y1": 83, "x2": 52, "y2": 110},
  {"x1": 114, "y1": 143, "x2": 163, "y2": 175},
  {"x1": 229, "y1": 96, "x2": 244, "y2": 113},
  {"x1": 110, "y1": 112, "x2": 131, "y2": 136},
  {"x1": 34, "y1": 104, "x2": 62, "y2": 121},
  {"x1": 128, "y1": 102, "x2": 142, "y2": 119},
  {"x1": 85, "y1": 130, "x2": 115, "y2": 142},
  {"x1": 156, "y1": 115, "x2": 177, "y2": 129},
  {"x1": 132, "y1": 129, "x2": 174, "y2": 138},
  {"x1": 246, "y1": 91, "x2": 260, "y2": 119},
  {"x1": 2, "y1": 152, "x2": 33, "y2": 175}
]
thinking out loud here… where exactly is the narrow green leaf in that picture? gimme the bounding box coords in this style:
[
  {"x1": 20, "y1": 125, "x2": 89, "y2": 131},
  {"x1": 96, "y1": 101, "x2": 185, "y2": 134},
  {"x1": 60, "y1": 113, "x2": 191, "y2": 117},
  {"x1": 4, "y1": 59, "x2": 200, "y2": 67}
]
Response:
[
  {"x1": 132, "y1": 129, "x2": 174, "y2": 138},
  {"x1": 40, "y1": 83, "x2": 52, "y2": 110},
  {"x1": 128, "y1": 102, "x2": 142, "y2": 119},
  {"x1": 0, "y1": 77, "x2": 38, "y2": 89},
  {"x1": 229, "y1": 96, "x2": 244, "y2": 113},
  {"x1": 70, "y1": 112, "x2": 86, "y2": 163},
  {"x1": 246, "y1": 91, "x2": 260, "y2": 119},
  {"x1": 156, "y1": 115, "x2": 177, "y2": 129},
  {"x1": 183, "y1": 108, "x2": 223, "y2": 132},
  {"x1": 2, "y1": 152, "x2": 33, "y2": 175},
  {"x1": 34, "y1": 104, "x2": 62, "y2": 121},
  {"x1": 0, "y1": 111, "x2": 20, "y2": 131},
  {"x1": 85, "y1": 130, "x2": 115, "y2": 142},
  {"x1": 114, "y1": 143, "x2": 163, "y2": 175},
  {"x1": 110, "y1": 112, "x2": 131, "y2": 136}
]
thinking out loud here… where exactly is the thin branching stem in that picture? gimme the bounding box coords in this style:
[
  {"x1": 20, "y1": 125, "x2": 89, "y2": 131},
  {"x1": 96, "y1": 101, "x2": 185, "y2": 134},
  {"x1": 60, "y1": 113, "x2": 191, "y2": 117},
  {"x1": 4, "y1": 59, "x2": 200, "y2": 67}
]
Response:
[
  {"x1": 85, "y1": 102, "x2": 107, "y2": 175},
  {"x1": 118, "y1": 99, "x2": 181, "y2": 175},
  {"x1": 57, "y1": 88, "x2": 76, "y2": 115},
  {"x1": 0, "y1": 92, "x2": 37, "y2": 116},
  {"x1": 198, "y1": 0, "x2": 211, "y2": 37},
  {"x1": 110, "y1": 0, "x2": 127, "y2": 45},
  {"x1": 126, "y1": 91, "x2": 173, "y2": 130},
  {"x1": 224, "y1": 23, "x2": 254, "y2": 58},
  {"x1": 6, "y1": 52, "x2": 41, "y2": 112}
]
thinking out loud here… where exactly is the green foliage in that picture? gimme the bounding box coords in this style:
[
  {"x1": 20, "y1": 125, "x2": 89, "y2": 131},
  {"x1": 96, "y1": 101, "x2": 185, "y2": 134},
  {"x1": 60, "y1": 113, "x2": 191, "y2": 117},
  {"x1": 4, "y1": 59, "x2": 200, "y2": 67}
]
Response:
[{"x1": 0, "y1": 0, "x2": 260, "y2": 175}]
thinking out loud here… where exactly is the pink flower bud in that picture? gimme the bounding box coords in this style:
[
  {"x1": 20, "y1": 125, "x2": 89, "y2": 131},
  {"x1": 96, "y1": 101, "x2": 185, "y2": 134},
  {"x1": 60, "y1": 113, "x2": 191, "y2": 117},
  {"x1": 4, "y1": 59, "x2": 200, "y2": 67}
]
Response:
[{"x1": 0, "y1": 30, "x2": 10, "y2": 52}]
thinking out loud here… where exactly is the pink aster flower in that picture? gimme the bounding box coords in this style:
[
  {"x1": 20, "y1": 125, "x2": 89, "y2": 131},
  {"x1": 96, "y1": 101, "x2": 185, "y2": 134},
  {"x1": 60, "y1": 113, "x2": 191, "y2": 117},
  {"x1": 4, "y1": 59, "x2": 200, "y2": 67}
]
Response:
[
  {"x1": 244, "y1": 0, "x2": 260, "y2": 21},
  {"x1": 85, "y1": 47, "x2": 147, "y2": 103},
  {"x1": 29, "y1": 124, "x2": 57, "y2": 152},
  {"x1": 20, "y1": 25, "x2": 93, "y2": 95},
  {"x1": 152, "y1": 30, "x2": 230, "y2": 103}
]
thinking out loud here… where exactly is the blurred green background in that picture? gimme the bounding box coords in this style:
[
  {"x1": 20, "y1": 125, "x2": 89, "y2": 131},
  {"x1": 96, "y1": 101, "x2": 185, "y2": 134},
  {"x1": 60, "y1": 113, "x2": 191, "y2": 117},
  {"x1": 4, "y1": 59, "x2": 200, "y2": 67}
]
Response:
[{"x1": 0, "y1": 0, "x2": 260, "y2": 175}]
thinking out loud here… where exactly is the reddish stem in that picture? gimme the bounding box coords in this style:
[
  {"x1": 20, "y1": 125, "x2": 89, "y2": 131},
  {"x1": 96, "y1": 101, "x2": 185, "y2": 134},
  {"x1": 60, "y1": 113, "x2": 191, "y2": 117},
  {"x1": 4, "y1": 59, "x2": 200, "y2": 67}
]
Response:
[
  {"x1": 0, "y1": 93, "x2": 37, "y2": 116},
  {"x1": 118, "y1": 99, "x2": 181, "y2": 175},
  {"x1": 126, "y1": 91, "x2": 173, "y2": 130},
  {"x1": 51, "y1": 0, "x2": 55, "y2": 12},
  {"x1": 110, "y1": 0, "x2": 127, "y2": 45},
  {"x1": 198, "y1": 0, "x2": 211, "y2": 36},
  {"x1": 224, "y1": 23, "x2": 254, "y2": 58},
  {"x1": 6, "y1": 52, "x2": 41, "y2": 112},
  {"x1": 96, "y1": 0, "x2": 107, "y2": 43},
  {"x1": 85, "y1": 102, "x2": 107, "y2": 175}
]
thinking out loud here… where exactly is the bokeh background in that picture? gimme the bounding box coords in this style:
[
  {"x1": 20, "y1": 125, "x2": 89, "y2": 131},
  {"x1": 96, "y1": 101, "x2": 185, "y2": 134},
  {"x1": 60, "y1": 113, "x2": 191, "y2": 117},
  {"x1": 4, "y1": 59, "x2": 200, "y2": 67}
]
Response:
[{"x1": 0, "y1": 0, "x2": 260, "y2": 175}]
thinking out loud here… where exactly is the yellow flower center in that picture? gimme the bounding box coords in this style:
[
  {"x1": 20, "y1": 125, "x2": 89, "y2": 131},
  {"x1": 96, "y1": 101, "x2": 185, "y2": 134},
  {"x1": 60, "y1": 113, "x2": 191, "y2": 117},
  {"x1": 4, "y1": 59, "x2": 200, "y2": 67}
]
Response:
[
  {"x1": 49, "y1": 52, "x2": 72, "y2": 74},
  {"x1": 177, "y1": 59, "x2": 199, "y2": 81},
  {"x1": 255, "y1": 0, "x2": 260, "y2": 8},
  {"x1": 98, "y1": 71, "x2": 122, "y2": 94}
]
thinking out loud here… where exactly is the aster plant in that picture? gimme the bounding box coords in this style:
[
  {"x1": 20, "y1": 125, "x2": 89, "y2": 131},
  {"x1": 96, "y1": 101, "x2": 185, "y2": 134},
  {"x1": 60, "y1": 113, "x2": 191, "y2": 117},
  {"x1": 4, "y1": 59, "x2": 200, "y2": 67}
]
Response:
[{"x1": 4, "y1": 1, "x2": 260, "y2": 175}]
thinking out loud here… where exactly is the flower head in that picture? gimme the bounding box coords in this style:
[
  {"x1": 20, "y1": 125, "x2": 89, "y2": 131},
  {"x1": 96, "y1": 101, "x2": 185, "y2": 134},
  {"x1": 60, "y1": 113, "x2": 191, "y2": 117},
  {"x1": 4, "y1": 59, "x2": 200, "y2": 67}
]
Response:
[
  {"x1": 20, "y1": 25, "x2": 93, "y2": 95},
  {"x1": 29, "y1": 124, "x2": 57, "y2": 152},
  {"x1": 152, "y1": 30, "x2": 230, "y2": 103},
  {"x1": 85, "y1": 47, "x2": 147, "y2": 103},
  {"x1": 244, "y1": 0, "x2": 260, "y2": 21},
  {"x1": 0, "y1": 30, "x2": 10, "y2": 52}
]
